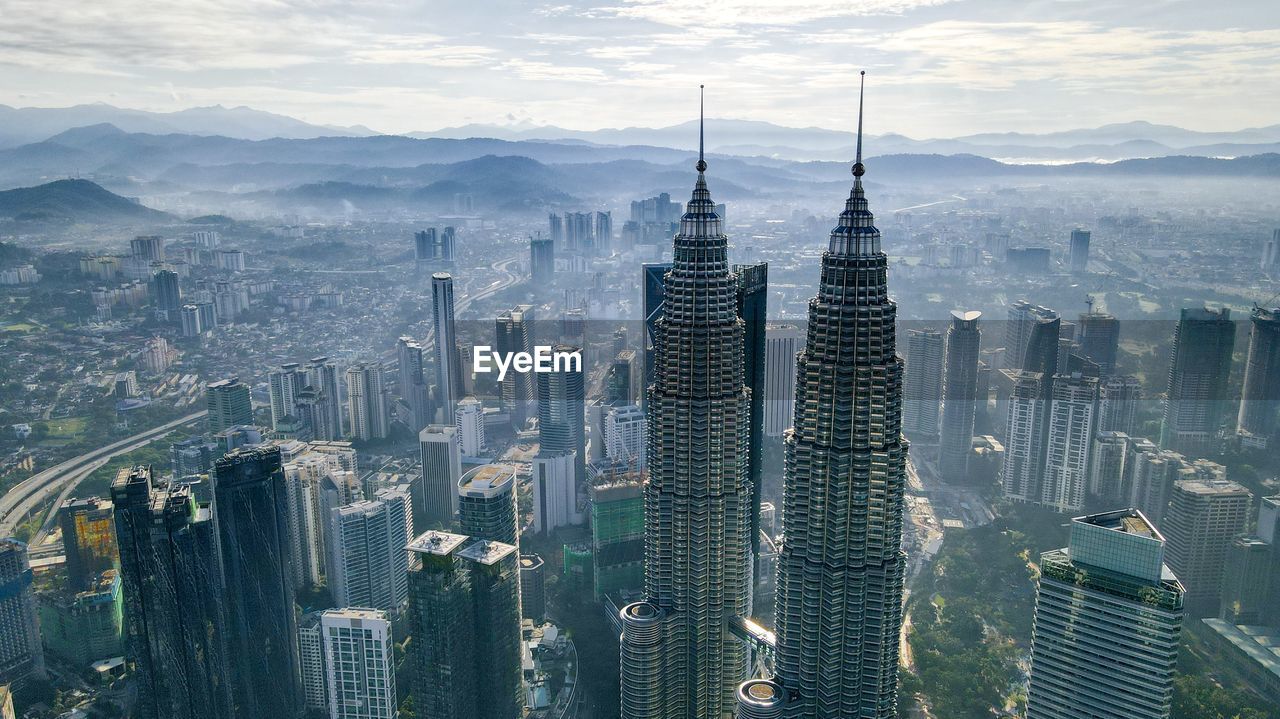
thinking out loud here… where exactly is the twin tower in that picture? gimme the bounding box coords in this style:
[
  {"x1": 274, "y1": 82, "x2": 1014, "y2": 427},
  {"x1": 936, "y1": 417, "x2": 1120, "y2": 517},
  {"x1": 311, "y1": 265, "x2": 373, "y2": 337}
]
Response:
[{"x1": 619, "y1": 76, "x2": 908, "y2": 719}]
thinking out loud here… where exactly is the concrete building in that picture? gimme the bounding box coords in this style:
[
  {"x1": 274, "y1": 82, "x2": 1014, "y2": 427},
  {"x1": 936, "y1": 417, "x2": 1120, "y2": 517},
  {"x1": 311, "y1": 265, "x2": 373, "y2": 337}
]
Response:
[
  {"x1": 0, "y1": 540, "x2": 43, "y2": 688},
  {"x1": 206, "y1": 377, "x2": 252, "y2": 434},
  {"x1": 763, "y1": 324, "x2": 804, "y2": 438},
  {"x1": 320, "y1": 608, "x2": 396, "y2": 719},
  {"x1": 902, "y1": 328, "x2": 943, "y2": 440},
  {"x1": 345, "y1": 363, "x2": 390, "y2": 441},
  {"x1": 418, "y1": 425, "x2": 462, "y2": 531},
  {"x1": 455, "y1": 396, "x2": 485, "y2": 456},
  {"x1": 1162, "y1": 478, "x2": 1253, "y2": 617},
  {"x1": 327, "y1": 487, "x2": 412, "y2": 613}
]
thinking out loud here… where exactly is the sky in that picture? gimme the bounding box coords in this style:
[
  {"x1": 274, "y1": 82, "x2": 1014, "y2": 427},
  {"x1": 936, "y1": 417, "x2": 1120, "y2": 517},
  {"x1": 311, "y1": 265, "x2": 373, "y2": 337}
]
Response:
[{"x1": 0, "y1": 0, "x2": 1278, "y2": 138}]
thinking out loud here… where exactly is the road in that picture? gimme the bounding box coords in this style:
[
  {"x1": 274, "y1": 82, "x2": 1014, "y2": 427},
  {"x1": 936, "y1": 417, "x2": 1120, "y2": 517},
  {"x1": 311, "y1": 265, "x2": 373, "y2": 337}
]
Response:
[{"x1": 0, "y1": 410, "x2": 208, "y2": 538}]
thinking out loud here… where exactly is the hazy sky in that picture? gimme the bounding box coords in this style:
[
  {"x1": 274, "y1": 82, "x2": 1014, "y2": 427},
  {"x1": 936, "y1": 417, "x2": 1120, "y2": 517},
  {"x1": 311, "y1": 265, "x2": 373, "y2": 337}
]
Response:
[{"x1": 1, "y1": 0, "x2": 1277, "y2": 137}]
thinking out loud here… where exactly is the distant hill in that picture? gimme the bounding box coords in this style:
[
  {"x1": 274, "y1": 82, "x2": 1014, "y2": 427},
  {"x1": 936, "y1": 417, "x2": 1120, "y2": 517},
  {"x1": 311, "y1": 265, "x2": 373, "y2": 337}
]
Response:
[
  {"x1": 0, "y1": 179, "x2": 170, "y2": 223},
  {"x1": 0, "y1": 103, "x2": 376, "y2": 149}
]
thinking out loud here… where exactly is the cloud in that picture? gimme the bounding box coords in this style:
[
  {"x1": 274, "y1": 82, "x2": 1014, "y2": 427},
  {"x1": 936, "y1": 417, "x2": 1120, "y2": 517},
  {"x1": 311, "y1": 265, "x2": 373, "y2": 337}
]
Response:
[{"x1": 598, "y1": 0, "x2": 957, "y2": 27}]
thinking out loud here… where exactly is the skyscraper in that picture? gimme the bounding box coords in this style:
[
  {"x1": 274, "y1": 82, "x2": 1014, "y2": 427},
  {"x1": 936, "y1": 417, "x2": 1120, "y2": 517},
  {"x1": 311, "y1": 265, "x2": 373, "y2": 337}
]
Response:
[
  {"x1": 1068, "y1": 228, "x2": 1091, "y2": 274},
  {"x1": 519, "y1": 554, "x2": 547, "y2": 622},
  {"x1": 206, "y1": 378, "x2": 252, "y2": 433},
  {"x1": 756, "y1": 77, "x2": 908, "y2": 719},
  {"x1": 327, "y1": 486, "x2": 412, "y2": 613},
  {"x1": 1097, "y1": 375, "x2": 1142, "y2": 435},
  {"x1": 407, "y1": 531, "x2": 523, "y2": 719},
  {"x1": 1262, "y1": 229, "x2": 1279, "y2": 276},
  {"x1": 596, "y1": 210, "x2": 614, "y2": 255},
  {"x1": 495, "y1": 305, "x2": 537, "y2": 427},
  {"x1": 1077, "y1": 309, "x2": 1120, "y2": 376},
  {"x1": 151, "y1": 268, "x2": 182, "y2": 318},
  {"x1": 902, "y1": 328, "x2": 943, "y2": 440},
  {"x1": 1237, "y1": 306, "x2": 1280, "y2": 448},
  {"x1": 763, "y1": 324, "x2": 804, "y2": 438},
  {"x1": 940, "y1": 311, "x2": 981, "y2": 481},
  {"x1": 735, "y1": 260, "x2": 769, "y2": 579},
  {"x1": 640, "y1": 261, "x2": 672, "y2": 393},
  {"x1": 457, "y1": 464, "x2": 519, "y2": 546},
  {"x1": 1003, "y1": 301, "x2": 1058, "y2": 370},
  {"x1": 111, "y1": 466, "x2": 232, "y2": 719},
  {"x1": 532, "y1": 451, "x2": 578, "y2": 534},
  {"x1": 432, "y1": 273, "x2": 464, "y2": 423},
  {"x1": 537, "y1": 343, "x2": 586, "y2": 485},
  {"x1": 1001, "y1": 371, "x2": 1047, "y2": 504},
  {"x1": 620, "y1": 98, "x2": 753, "y2": 719},
  {"x1": 530, "y1": 237, "x2": 555, "y2": 284},
  {"x1": 298, "y1": 613, "x2": 328, "y2": 713},
  {"x1": 1026, "y1": 509, "x2": 1183, "y2": 719},
  {"x1": 1161, "y1": 478, "x2": 1253, "y2": 618},
  {"x1": 212, "y1": 446, "x2": 303, "y2": 719},
  {"x1": 268, "y1": 362, "x2": 308, "y2": 430},
  {"x1": 320, "y1": 608, "x2": 397, "y2": 719},
  {"x1": 57, "y1": 496, "x2": 116, "y2": 592},
  {"x1": 0, "y1": 539, "x2": 43, "y2": 688},
  {"x1": 1040, "y1": 373, "x2": 1099, "y2": 512},
  {"x1": 345, "y1": 362, "x2": 390, "y2": 441},
  {"x1": 455, "y1": 396, "x2": 485, "y2": 456},
  {"x1": 309, "y1": 357, "x2": 346, "y2": 440},
  {"x1": 1161, "y1": 307, "x2": 1235, "y2": 457},
  {"x1": 418, "y1": 425, "x2": 462, "y2": 531},
  {"x1": 397, "y1": 336, "x2": 431, "y2": 433}
]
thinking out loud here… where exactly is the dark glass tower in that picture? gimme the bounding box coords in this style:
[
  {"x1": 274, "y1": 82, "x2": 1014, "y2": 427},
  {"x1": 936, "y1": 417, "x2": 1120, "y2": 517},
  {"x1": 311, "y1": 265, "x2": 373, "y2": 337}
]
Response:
[
  {"x1": 1160, "y1": 307, "x2": 1235, "y2": 457},
  {"x1": 212, "y1": 446, "x2": 302, "y2": 719},
  {"x1": 754, "y1": 74, "x2": 908, "y2": 718},
  {"x1": 734, "y1": 261, "x2": 769, "y2": 587},
  {"x1": 620, "y1": 92, "x2": 753, "y2": 719},
  {"x1": 111, "y1": 466, "x2": 233, "y2": 719},
  {"x1": 939, "y1": 310, "x2": 981, "y2": 483},
  {"x1": 537, "y1": 343, "x2": 586, "y2": 485}
]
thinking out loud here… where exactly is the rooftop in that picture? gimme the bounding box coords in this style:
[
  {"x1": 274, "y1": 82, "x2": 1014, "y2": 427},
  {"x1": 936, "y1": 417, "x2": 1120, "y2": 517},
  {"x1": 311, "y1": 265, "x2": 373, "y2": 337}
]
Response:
[
  {"x1": 459, "y1": 463, "x2": 516, "y2": 495},
  {"x1": 406, "y1": 530, "x2": 469, "y2": 557},
  {"x1": 1076, "y1": 507, "x2": 1162, "y2": 539},
  {"x1": 458, "y1": 538, "x2": 517, "y2": 565}
]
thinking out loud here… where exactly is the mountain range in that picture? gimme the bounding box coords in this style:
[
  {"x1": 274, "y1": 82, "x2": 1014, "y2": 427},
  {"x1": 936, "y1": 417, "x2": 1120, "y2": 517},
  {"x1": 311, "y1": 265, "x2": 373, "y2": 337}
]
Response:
[{"x1": 0, "y1": 179, "x2": 169, "y2": 224}]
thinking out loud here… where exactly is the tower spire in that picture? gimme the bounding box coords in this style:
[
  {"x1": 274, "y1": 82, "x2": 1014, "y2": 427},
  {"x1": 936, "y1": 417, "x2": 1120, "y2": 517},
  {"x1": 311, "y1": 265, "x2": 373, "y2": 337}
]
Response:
[
  {"x1": 853, "y1": 70, "x2": 866, "y2": 178},
  {"x1": 697, "y1": 84, "x2": 707, "y2": 173}
]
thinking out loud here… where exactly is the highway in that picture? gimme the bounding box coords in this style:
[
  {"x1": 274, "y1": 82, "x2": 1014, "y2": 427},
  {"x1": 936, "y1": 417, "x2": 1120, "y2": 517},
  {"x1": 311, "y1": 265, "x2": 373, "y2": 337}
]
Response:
[{"x1": 0, "y1": 410, "x2": 208, "y2": 538}]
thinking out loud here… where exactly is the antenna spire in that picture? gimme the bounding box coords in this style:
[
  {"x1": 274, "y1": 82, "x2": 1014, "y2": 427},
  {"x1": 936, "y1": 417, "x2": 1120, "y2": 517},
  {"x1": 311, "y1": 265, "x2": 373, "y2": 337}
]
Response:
[
  {"x1": 853, "y1": 70, "x2": 866, "y2": 178},
  {"x1": 697, "y1": 84, "x2": 707, "y2": 173}
]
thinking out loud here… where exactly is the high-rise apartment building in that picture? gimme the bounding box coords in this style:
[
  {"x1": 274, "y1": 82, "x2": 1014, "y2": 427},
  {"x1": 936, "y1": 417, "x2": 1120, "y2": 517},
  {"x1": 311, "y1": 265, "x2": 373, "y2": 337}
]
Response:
[
  {"x1": 345, "y1": 363, "x2": 390, "y2": 441},
  {"x1": 530, "y1": 236, "x2": 555, "y2": 284},
  {"x1": 1002, "y1": 370, "x2": 1047, "y2": 504},
  {"x1": 206, "y1": 377, "x2": 252, "y2": 433},
  {"x1": 595, "y1": 210, "x2": 614, "y2": 255},
  {"x1": 0, "y1": 540, "x2": 43, "y2": 688},
  {"x1": 268, "y1": 362, "x2": 308, "y2": 430},
  {"x1": 1162, "y1": 478, "x2": 1253, "y2": 617},
  {"x1": 1078, "y1": 310, "x2": 1120, "y2": 376},
  {"x1": 1161, "y1": 307, "x2": 1235, "y2": 457},
  {"x1": 455, "y1": 396, "x2": 485, "y2": 456},
  {"x1": 418, "y1": 425, "x2": 462, "y2": 531},
  {"x1": 212, "y1": 446, "x2": 303, "y2": 719},
  {"x1": 620, "y1": 125, "x2": 752, "y2": 719},
  {"x1": 432, "y1": 272, "x2": 464, "y2": 424},
  {"x1": 1027, "y1": 509, "x2": 1183, "y2": 719},
  {"x1": 57, "y1": 496, "x2": 116, "y2": 592},
  {"x1": 1237, "y1": 306, "x2": 1280, "y2": 448},
  {"x1": 1098, "y1": 374, "x2": 1142, "y2": 435},
  {"x1": 111, "y1": 466, "x2": 231, "y2": 719},
  {"x1": 299, "y1": 613, "x2": 328, "y2": 713},
  {"x1": 1040, "y1": 373, "x2": 1099, "y2": 513},
  {"x1": 536, "y1": 343, "x2": 586, "y2": 487},
  {"x1": 327, "y1": 487, "x2": 412, "y2": 613},
  {"x1": 940, "y1": 311, "x2": 982, "y2": 481},
  {"x1": 397, "y1": 336, "x2": 431, "y2": 433},
  {"x1": 903, "y1": 328, "x2": 943, "y2": 440},
  {"x1": 320, "y1": 608, "x2": 397, "y2": 719},
  {"x1": 308, "y1": 357, "x2": 345, "y2": 440}
]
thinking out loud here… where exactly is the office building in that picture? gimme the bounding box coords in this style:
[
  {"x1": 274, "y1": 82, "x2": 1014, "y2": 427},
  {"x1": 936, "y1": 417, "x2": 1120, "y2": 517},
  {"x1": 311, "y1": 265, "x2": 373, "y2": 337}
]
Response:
[
  {"x1": 1161, "y1": 307, "x2": 1235, "y2": 457},
  {"x1": 213, "y1": 447, "x2": 303, "y2": 719},
  {"x1": 536, "y1": 344, "x2": 585, "y2": 488},
  {"x1": 752, "y1": 102, "x2": 908, "y2": 719},
  {"x1": 641, "y1": 261, "x2": 673, "y2": 392},
  {"x1": 0, "y1": 540, "x2": 43, "y2": 687},
  {"x1": 1078, "y1": 310, "x2": 1120, "y2": 376},
  {"x1": 1162, "y1": 478, "x2": 1252, "y2": 617},
  {"x1": 321, "y1": 608, "x2": 396, "y2": 719},
  {"x1": 495, "y1": 305, "x2": 537, "y2": 427},
  {"x1": 1004, "y1": 301, "x2": 1058, "y2": 370},
  {"x1": 57, "y1": 496, "x2": 116, "y2": 592},
  {"x1": 397, "y1": 337, "x2": 431, "y2": 433},
  {"x1": 903, "y1": 328, "x2": 943, "y2": 440},
  {"x1": 407, "y1": 531, "x2": 523, "y2": 719},
  {"x1": 620, "y1": 134, "x2": 752, "y2": 719},
  {"x1": 111, "y1": 467, "x2": 232, "y2": 719},
  {"x1": 1026, "y1": 509, "x2": 1183, "y2": 719},
  {"x1": 763, "y1": 324, "x2": 804, "y2": 438},
  {"x1": 602, "y1": 403, "x2": 645, "y2": 464},
  {"x1": 455, "y1": 396, "x2": 485, "y2": 456},
  {"x1": 346, "y1": 363, "x2": 390, "y2": 441},
  {"x1": 735, "y1": 260, "x2": 769, "y2": 578},
  {"x1": 151, "y1": 269, "x2": 182, "y2": 318},
  {"x1": 607, "y1": 349, "x2": 642, "y2": 405},
  {"x1": 1124, "y1": 438, "x2": 1181, "y2": 526},
  {"x1": 1068, "y1": 228, "x2": 1091, "y2": 274},
  {"x1": 590, "y1": 469, "x2": 645, "y2": 600},
  {"x1": 206, "y1": 378, "x2": 252, "y2": 434},
  {"x1": 457, "y1": 464, "x2": 519, "y2": 546},
  {"x1": 1237, "y1": 307, "x2": 1280, "y2": 448},
  {"x1": 519, "y1": 554, "x2": 547, "y2": 622},
  {"x1": 940, "y1": 311, "x2": 982, "y2": 481},
  {"x1": 131, "y1": 235, "x2": 164, "y2": 263},
  {"x1": 432, "y1": 273, "x2": 464, "y2": 423},
  {"x1": 1219, "y1": 536, "x2": 1275, "y2": 625},
  {"x1": 418, "y1": 425, "x2": 461, "y2": 531},
  {"x1": 327, "y1": 487, "x2": 412, "y2": 613}
]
